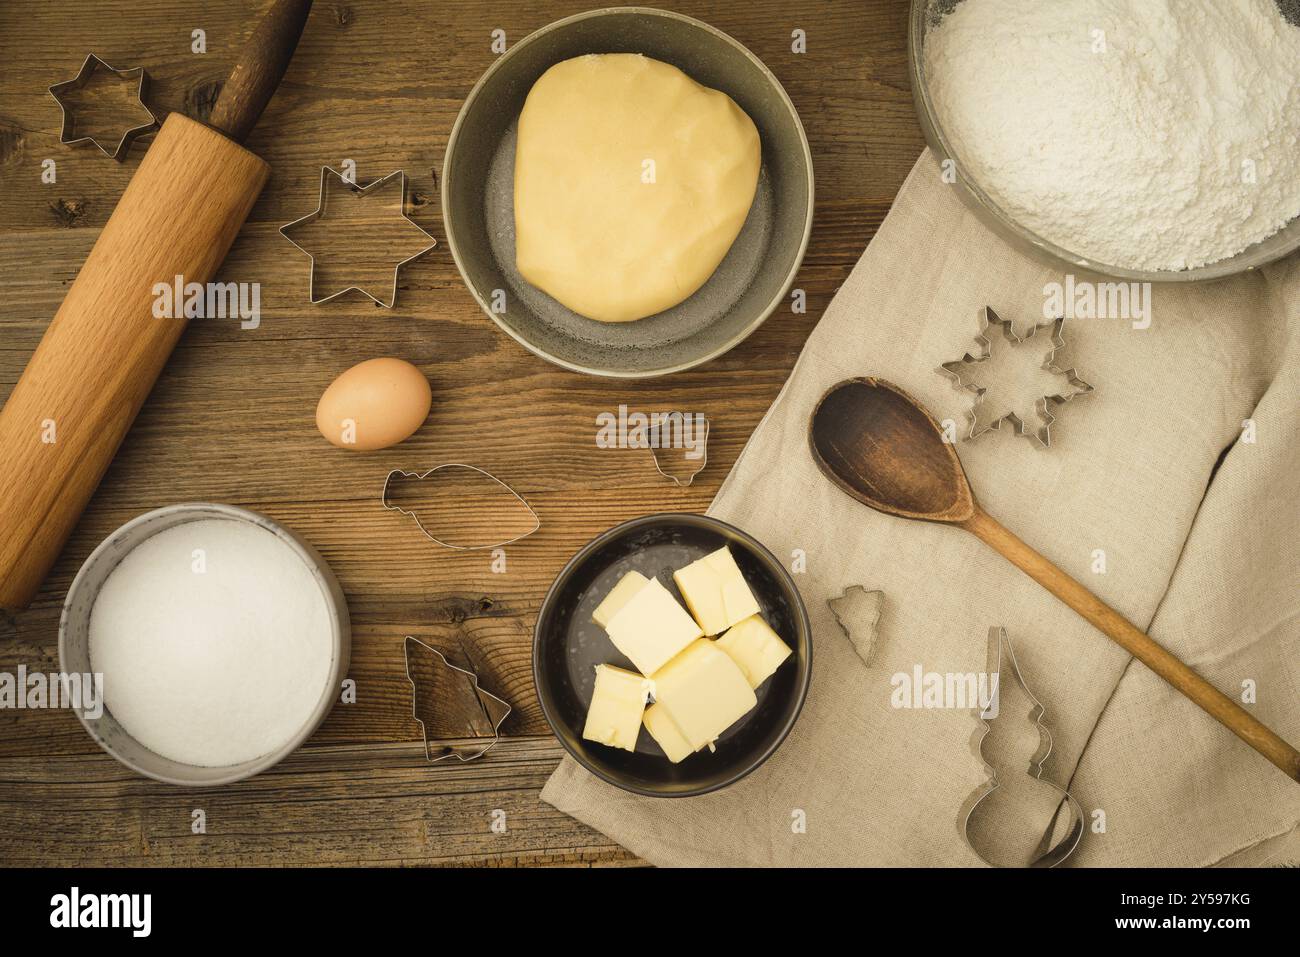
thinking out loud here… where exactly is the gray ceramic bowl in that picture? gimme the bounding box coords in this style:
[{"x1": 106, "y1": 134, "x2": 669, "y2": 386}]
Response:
[
  {"x1": 910, "y1": 0, "x2": 1300, "y2": 282},
  {"x1": 58, "y1": 504, "x2": 351, "y2": 787},
  {"x1": 534, "y1": 513, "x2": 812, "y2": 797},
  {"x1": 442, "y1": 6, "x2": 814, "y2": 377}
]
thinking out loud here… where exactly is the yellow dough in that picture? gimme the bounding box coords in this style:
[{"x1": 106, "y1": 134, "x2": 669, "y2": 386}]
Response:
[{"x1": 513, "y1": 54, "x2": 761, "y2": 323}]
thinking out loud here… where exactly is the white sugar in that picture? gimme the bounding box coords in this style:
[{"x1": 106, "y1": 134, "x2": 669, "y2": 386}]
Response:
[{"x1": 89, "y1": 519, "x2": 333, "y2": 767}]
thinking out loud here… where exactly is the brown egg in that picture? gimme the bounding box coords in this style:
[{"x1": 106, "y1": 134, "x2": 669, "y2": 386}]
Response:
[{"x1": 315, "y1": 358, "x2": 431, "y2": 451}]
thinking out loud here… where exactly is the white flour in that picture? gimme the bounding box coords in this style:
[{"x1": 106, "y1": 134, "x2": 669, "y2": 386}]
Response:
[
  {"x1": 925, "y1": 0, "x2": 1300, "y2": 271},
  {"x1": 89, "y1": 519, "x2": 333, "y2": 767}
]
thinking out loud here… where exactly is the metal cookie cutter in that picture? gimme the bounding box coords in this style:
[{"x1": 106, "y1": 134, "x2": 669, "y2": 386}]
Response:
[
  {"x1": 382, "y1": 464, "x2": 540, "y2": 550},
  {"x1": 648, "y1": 412, "x2": 710, "y2": 487},
  {"x1": 48, "y1": 54, "x2": 161, "y2": 161},
  {"x1": 961, "y1": 627, "x2": 1084, "y2": 868},
  {"x1": 940, "y1": 306, "x2": 1093, "y2": 448},
  {"x1": 280, "y1": 166, "x2": 437, "y2": 308},
  {"x1": 404, "y1": 636, "x2": 511, "y2": 763},
  {"x1": 828, "y1": 584, "x2": 884, "y2": 667}
]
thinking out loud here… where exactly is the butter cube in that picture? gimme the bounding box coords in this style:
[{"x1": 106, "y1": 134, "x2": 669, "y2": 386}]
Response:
[
  {"x1": 582, "y1": 664, "x2": 652, "y2": 751},
  {"x1": 605, "y1": 577, "x2": 703, "y2": 675},
  {"x1": 591, "y1": 571, "x2": 649, "y2": 628},
  {"x1": 716, "y1": 614, "x2": 792, "y2": 688},
  {"x1": 643, "y1": 704, "x2": 693, "y2": 763},
  {"x1": 652, "y1": 639, "x2": 756, "y2": 751},
  {"x1": 672, "y1": 546, "x2": 761, "y2": 635}
]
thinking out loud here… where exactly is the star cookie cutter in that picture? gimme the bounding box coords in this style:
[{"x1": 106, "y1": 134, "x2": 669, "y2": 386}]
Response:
[
  {"x1": 382, "y1": 464, "x2": 540, "y2": 550},
  {"x1": 939, "y1": 306, "x2": 1093, "y2": 448},
  {"x1": 280, "y1": 166, "x2": 437, "y2": 308},
  {"x1": 48, "y1": 54, "x2": 161, "y2": 162},
  {"x1": 961, "y1": 627, "x2": 1084, "y2": 868},
  {"x1": 403, "y1": 636, "x2": 511, "y2": 763}
]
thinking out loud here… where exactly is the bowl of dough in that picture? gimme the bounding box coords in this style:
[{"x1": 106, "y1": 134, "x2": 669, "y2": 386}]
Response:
[
  {"x1": 910, "y1": 0, "x2": 1300, "y2": 281},
  {"x1": 534, "y1": 513, "x2": 813, "y2": 797},
  {"x1": 442, "y1": 6, "x2": 814, "y2": 376}
]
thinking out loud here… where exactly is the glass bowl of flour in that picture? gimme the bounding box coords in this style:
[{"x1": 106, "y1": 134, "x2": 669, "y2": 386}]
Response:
[
  {"x1": 910, "y1": 0, "x2": 1300, "y2": 281},
  {"x1": 59, "y1": 504, "x2": 350, "y2": 786}
]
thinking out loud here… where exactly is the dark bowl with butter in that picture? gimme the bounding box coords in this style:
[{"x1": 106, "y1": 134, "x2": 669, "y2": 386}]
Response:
[{"x1": 534, "y1": 513, "x2": 812, "y2": 797}]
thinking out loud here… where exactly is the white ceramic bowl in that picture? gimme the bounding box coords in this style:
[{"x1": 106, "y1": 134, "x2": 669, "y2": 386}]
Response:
[{"x1": 58, "y1": 503, "x2": 351, "y2": 787}]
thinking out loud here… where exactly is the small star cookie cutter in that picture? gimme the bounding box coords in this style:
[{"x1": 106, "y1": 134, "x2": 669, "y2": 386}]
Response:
[
  {"x1": 382, "y1": 464, "x2": 540, "y2": 550},
  {"x1": 403, "y1": 636, "x2": 511, "y2": 763},
  {"x1": 961, "y1": 627, "x2": 1084, "y2": 868},
  {"x1": 280, "y1": 166, "x2": 437, "y2": 308},
  {"x1": 939, "y1": 306, "x2": 1093, "y2": 448},
  {"x1": 48, "y1": 54, "x2": 161, "y2": 162}
]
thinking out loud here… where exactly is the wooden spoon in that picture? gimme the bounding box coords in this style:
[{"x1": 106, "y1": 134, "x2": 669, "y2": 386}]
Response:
[{"x1": 810, "y1": 376, "x2": 1299, "y2": 783}]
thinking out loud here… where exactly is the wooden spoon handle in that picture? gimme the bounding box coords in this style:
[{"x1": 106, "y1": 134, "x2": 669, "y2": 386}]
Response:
[{"x1": 963, "y1": 506, "x2": 1300, "y2": 783}]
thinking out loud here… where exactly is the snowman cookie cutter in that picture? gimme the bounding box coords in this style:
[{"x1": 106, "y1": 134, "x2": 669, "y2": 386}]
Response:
[{"x1": 961, "y1": 626, "x2": 1085, "y2": 868}]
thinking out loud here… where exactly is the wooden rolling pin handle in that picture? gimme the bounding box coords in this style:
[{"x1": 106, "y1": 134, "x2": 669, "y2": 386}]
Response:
[
  {"x1": 962, "y1": 506, "x2": 1300, "y2": 782},
  {"x1": 0, "y1": 116, "x2": 269, "y2": 610},
  {"x1": 208, "y1": 0, "x2": 314, "y2": 143},
  {"x1": 0, "y1": 1, "x2": 315, "y2": 610}
]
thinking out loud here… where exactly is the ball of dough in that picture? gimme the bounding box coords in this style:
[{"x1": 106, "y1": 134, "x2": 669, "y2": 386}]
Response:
[{"x1": 513, "y1": 54, "x2": 761, "y2": 323}]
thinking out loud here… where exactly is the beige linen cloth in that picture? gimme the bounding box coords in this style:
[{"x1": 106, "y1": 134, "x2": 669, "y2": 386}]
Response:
[{"x1": 542, "y1": 151, "x2": 1300, "y2": 867}]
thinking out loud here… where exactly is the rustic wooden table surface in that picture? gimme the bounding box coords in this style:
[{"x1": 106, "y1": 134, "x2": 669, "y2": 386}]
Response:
[{"x1": 0, "y1": 0, "x2": 923, "y2": 866}]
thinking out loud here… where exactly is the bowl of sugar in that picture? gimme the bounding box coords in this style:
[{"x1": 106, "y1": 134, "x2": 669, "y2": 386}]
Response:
[{"x1": 59, "y1": 504, "x2": 350, "y2": 786}]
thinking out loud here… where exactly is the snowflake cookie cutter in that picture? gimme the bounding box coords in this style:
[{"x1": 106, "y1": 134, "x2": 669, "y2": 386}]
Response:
[
  {"x1": 48, "y1": 54, "x2": 161, "y2": 161},
  {"x1": 939, "y1": 306, "x2": 1093, "y2": 448},
  {"x1": 280, "y1": 166, "x2": 437, "y2": 308},
  {"x1": 403, "y1": 636, "x2": 511, "y2": 763},
  {"x1": 961, "y1": 627, "x2": 1084, "y2": 868}
]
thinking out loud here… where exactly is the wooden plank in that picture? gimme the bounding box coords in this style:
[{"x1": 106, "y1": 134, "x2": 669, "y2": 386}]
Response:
[
  {"x1": 0, "y1": 0, "x2": 924, "y2": 865},
  {"x1": 0, "y1": 1, "x2": 918, "y2": 230},
  {"x1": 0, "y1": 737, "x2": 641, "y2": 866}
]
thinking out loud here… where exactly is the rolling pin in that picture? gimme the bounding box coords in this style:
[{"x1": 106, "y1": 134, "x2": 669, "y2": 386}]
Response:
[{"x1": 0, "y1": 0, "x2": 314, "y2": 610}]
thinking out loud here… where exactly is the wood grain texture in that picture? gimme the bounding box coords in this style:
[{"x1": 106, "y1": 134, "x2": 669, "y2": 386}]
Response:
[
  {"x1": 0, "y1": 114, "x2": 269, "y2": 608},
  {"x1": 0, "y1": 0, "x2": 925, "y2": 865},
  {"x1": 207, "y1": 0, "x2": 314, "y2": 143},
  {"x1": 0, "y1": 737, "x2": 639, "y2": 867}
]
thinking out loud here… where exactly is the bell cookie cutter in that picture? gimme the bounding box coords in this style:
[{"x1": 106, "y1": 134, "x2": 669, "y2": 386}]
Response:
[
  {"x1": 962, "y1": 626, "x2": 1084, "y2": 868},
  {"x1": 648, "y1": 412, "x2": 710, "y2": 487},
  {"x1": 48, "y1": 54, "x2": 161, "y2": 161},
  {"x1": 403, "y1": 636, "x2": 511, "y2": 763},
  {"x1": 940, "y1": 306, "x2": 1093, "y2": 448},
  {"x1": 382, "y1": 464, "x2": 540, "y2": 550},
  {"x1": 280, "y1": 166, "x2": 437, "y2": 308}
]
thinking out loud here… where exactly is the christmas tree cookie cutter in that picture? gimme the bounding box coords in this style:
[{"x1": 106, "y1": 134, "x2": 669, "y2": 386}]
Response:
[
  {"x1": 403, "y1": 636, "x2": 511, "y2": 763},
  {"x1": 939, "y1": 306, "x2": 1093, "y2": 448},
  {"x1": 961, "y1": 627, "x2": 1084, "y2": 868},
  {"x1": 828, "y1": 584, "x2": 884, "y2": 667}
]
